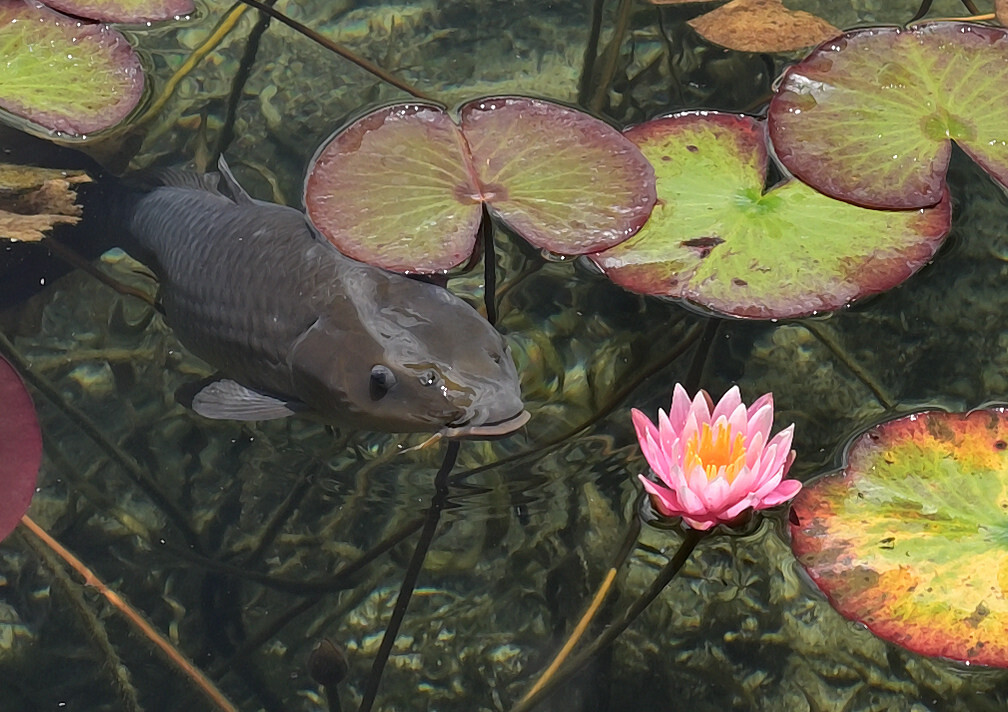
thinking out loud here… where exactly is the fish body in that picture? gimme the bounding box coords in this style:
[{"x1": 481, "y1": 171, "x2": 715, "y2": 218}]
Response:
[{"x1": 110, "y1": 161, "x2": 527, "y2": 437}]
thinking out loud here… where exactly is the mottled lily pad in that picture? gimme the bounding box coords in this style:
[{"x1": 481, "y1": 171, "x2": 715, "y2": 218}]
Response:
[
  {"x1": 304, "y1": 97, "x2": 656, "y2": 272},
  {"x1": 459, "y1": 97, "x2": 656, "y2": 254},
  {"x1": 768, "y1": 22, "x2": 1008, "y2": 209},
  {"x1": 0, "y1": 0, "x2": 144, "y2": 137},
  {"x1": 791, "y1": 409, "x2": 1008, "y2": 666},
  {"x1": 589, "y1": 112, "x2": 951, "y2": 319},
  {"x1": 304, "y1": 104, "x2": 483, "y2": 273},
  {"x1": 43, "y1": 0, "x2": 193, "y2": 23},
  {"x1": 0, "y1": 355, "x2": 41, "y2": 543}
]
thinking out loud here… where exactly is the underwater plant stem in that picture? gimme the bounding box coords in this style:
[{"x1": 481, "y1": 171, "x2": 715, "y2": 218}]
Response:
[
  {"x1": 588, "y1": 0, "x2": 635, "y2": 114},
  {"x1": 235, "y1": 0, "x2": 436, "y2": 102},
  {"x1": 510, "y1": 527, "x2": 705, "y2": 712},
  {"x1": 517, "y1": 516, "x2": 642, "y2": 706},
  {"x1": 481, "y1": 208, "x2": 498, "y2": 325},
  {"x1": 577, "y1": 0, "x2": 606, "y2": 106},
  {"x1": 20, "y1": 515, "x2": 238, "y2": 712},
  {"x1": 17, "y1": 523, "x2": 142, "y2": 712},
  {"x1": 0, "y1": 330, "x2": 203, "y2": 551},
  {"x1": 683, "y1": 318, "x2": 720, "y2": 395},
  {"x1": 218, "y1": 1, "x2": 274, "y2": 161},
  {"x1": 142, "y1": 4, "x2": 251, "y2": 124},
  {"x1": 800, "y1": 321, "x2": 895, "y2": 410},
  {"x1": 358, "y1": 440, "x2": 461, "y2": 712}
]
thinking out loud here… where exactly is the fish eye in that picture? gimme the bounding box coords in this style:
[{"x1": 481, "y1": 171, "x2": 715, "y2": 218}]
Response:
[{"x1": 370, "y1": 365, "x2": 396, "y2": 400}]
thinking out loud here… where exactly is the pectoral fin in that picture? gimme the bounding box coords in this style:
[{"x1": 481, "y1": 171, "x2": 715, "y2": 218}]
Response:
[{"x1": 188, "y1": 379, "x2": 302, "y2": 420}]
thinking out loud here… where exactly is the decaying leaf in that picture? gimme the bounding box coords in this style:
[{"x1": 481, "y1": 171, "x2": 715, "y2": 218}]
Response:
[
  {"x1": 0, "y1": 163, "x2": 91, "y2": 242},
  {"x1": 688, "y1": 0, "x2": 839, "y2": 53},
  {"x1": 998, "y1": 0, "x2": 1007, "y2": 26}
]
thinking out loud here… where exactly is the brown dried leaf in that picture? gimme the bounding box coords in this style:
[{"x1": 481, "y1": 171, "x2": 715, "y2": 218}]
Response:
[
  {"x1": 649, "y1": 0, "x2": 724, "y2": 4},
  {"x1": 0, "y1": 209, "x2": 79, "y2": 242},
  {"x1": 688, "y1": 0, "x2": 840, "y2": 53},
  {"x1": 0, "y1": 164, "x2": 91, "y2": 242},
  {"x1": 998, "y1": 0, "x2": 1007, "y2": 26}
]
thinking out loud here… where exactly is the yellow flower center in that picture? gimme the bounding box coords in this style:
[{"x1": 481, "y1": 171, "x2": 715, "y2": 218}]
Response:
[{"x1": 685, "y1": 422, "x2": 747, "y2": 482}]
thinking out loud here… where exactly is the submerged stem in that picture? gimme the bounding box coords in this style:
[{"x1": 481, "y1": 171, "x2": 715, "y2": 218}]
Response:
[
  {"x1": 510, "y1": 526, "x2": 705, "y2": 712},
  {"x1": 800, "y1": 320, "x2": 895, "y2": 410}
]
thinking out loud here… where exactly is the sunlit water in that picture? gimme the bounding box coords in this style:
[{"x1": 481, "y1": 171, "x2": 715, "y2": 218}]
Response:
[{"x1": 2, "y1": 0, "x2": 1008, "y2": 710}]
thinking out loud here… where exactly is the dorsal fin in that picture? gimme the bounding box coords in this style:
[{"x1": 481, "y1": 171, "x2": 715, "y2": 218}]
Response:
[{"x1": 216, "y1": 155, "x2": 256, "y2": 205}]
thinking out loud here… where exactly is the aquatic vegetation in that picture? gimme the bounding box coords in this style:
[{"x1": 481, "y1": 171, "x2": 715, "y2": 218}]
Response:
[
  {"x1": 791, "y1": 408, "x2": 1008, "y2": 666},
  {"x1": 304, "y1": 97, "x2": 657, "y2": 272},
  {"x1": 0, "y1": 0, "x2": 144, "y2": 137},
  {"x1": 675, "y1": 0, "x2": 840, "y2": 53},
  {"x1": 634, "y1": 383, "x2": 800, "y2": 530},
  {"x1": 590, "y1": 111, "x2": 952, "y2": 318},
  {"x1": 769, "y1": 22, "x2": 1008, "y2": 209},
  {"x1": 0, "y1": 354, "x2": 40, "y2": 543},
  {"x1": 43, "y1": 0, "x2": 192, "y2": 23}
]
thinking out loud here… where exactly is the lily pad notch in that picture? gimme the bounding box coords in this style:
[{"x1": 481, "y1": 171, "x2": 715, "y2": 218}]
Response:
[
  {"x1": 303, "y1": 97, "x2": 657, "y2": 273},
  {"x1": 792, "y1": 408, "x2": 1008, "y2": 667}
]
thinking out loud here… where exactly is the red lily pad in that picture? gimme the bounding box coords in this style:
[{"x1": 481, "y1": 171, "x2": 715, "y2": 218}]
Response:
[
  {"x1": 0, "y1": 355, "x2": 41, "y2": 543},
  {"x1": 304, "y1": 97, "x2": 656, "y2": 273},
  {"x1": 459, "y1": 97, "x2": 656, "y2": 254},
  {"x1": 768, "y1": 22, "x2": 1008, "y2": 209},
  {"x1": 0, "y1": 0, "x2": 144, "y2": 138},
  {"x1": 589, "y1": 112, "x2": 951, "y2": 319},
  {"x1": 43, "y1": 0, "x2": 194, "y2": 23},
  {"x1": 791, "y1": 409, "x2": 1008, "y2": 666}
]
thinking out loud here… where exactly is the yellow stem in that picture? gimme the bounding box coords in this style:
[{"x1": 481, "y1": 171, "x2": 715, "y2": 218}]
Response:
[
  {"x1": 517, "y1": 566, "x2": 618, "y2": 705},
  {"x1": 140, "y1": 4, "x2": 250, "y2": 123},
  {"x1": 915, "y1": 13, "x2": 995, "y2": 22},
  {"x1": 20, "y1": 514, "x2": 238, "y2": 712}
]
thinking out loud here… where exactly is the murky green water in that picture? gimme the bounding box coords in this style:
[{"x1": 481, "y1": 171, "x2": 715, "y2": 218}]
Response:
[{"x1": 2, "y1": 0, "x2": 1008, "y2": 710}]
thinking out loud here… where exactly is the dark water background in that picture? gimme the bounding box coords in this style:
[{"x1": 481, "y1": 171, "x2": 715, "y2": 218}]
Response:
[{"x1": 2, "y1": 0, "x2": 1008, "y2": 710}]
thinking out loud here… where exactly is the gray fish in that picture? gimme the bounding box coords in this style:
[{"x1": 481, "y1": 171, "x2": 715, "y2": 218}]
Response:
[{"x1": 109, "y1": 158, "x2": 528, "y2": 438}]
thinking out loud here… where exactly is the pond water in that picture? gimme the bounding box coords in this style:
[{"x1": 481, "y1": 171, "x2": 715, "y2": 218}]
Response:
[{"x1": 2, "y1": 0, "x2": 1008, "y2": 710}]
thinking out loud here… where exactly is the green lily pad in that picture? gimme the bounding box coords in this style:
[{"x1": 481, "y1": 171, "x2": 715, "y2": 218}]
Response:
[
  {"x1": 588, "y1": 112, "x2": 951, "y2": 319},
  {"x1": 44, "y1": 0, "x2": 194, "y2": 23},
  {"x1": 791, "y1": 409, "x2": 1008, "y2": 667},
  {"x1": 304, "y1": 103, "x2": 483, "y2": 273},
  {"x1": 304, "y1": 97, "x2": 656, "y2": 273},
  {"x1": 0, "y1": 0, "x2": 144, "y2": 138},
  {"x1": 459, "y1": 97, "x2": 657, "y2": 254},
  {"x1": 768, "y1": 22, "x2": 1008, "y2": 209},
  {"x1": 0, "y1": 355, "x2": 41, "y2": 543}
]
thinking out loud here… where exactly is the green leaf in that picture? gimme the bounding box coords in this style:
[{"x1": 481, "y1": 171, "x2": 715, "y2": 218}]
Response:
[
  {"x1": 304, "y1": 103, "x2": 483, "y2": 273},
  {"x1": 589, "y1": 112, "x2": 951, "y2": 319},
  {"x1": 768, "y1": 22, "x2": 1008, "y2": 209},
  {"x1": 792, "y1": 408, "x2": 1008, "y2": 667},
  {"x1": 0, "y1": 0, "x2": 144, "y2": 138},
  {"x1": 460, "y1": 97, "x2": 656, "y2": 254}
]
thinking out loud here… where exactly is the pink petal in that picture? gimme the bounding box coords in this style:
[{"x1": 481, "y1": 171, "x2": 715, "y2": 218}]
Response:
[
  {"x1": 668, "y1": 383, "x2": 694, "y2": 430},
  {"x1": 639, "y1": 474, "x2": 685, "y2": 516},
  {"x1": 642, "y1": 429, "x2": 672, "y2": 482},
  {"x1": 756, "y1": 477, "x2": 803, "y2": 507},
  {"x1": 745, "y1": 392, "x2": 773, "y2": 420},
  {"x1": 744, "y1": 402, "x2": 773, "y2": 453},
  {"x1": 631, "y1": 408, "x2": 659, "y2": 448},
  {"x1": 710, "y1": 385, "x2": 743, "y2": 423},
  {"x1": 744, "y1": 428, "x2": 767, "y2": 469}
]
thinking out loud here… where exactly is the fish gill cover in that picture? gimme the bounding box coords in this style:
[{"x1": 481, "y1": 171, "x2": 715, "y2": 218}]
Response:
[
  {"x1": 588, "y1": 112, "x2": 952, "y2": 319},
  {"x1": 791, "y1": 409, "x2": 1008, "y2": 667},
  {"x1": 768, "y1": 22, "x2": 1008, "y2": 209},
  {"x1": 0, "y1": 354, "x2": 41, "y2": 543},
  {"x1": 303, "y1": 96, "x2": 656, "y2": 273}
]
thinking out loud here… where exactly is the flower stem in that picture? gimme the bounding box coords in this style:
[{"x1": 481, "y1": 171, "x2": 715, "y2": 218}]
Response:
[{"x1": 510, "y1": 526, "x2": 705, "y2": 712}]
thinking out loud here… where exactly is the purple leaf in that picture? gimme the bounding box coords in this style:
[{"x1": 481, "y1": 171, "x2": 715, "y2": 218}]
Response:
[{"x1": 0, "y1": 355, "x2": 41, "y2": 543}]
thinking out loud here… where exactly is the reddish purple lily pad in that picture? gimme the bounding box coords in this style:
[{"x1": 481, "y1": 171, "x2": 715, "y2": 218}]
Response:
[
  {"x1": 0, "y1": 0, "x2": 144, "y2": 138},
  {"x1": 43, "y1": 0, "x2": 194, "y2": 23},
  {"x1": 589, "y1": 112, "x2": 951, "y2": 319},
  {"x1": 460, "y1": 97, "x2": 656, "y2": 254},
  {"x1": 769, "y1": 22, "x2": 1008, "y2": 209},
  {"x1": 792, "y1": 409, "x2": 1008, "y2": 666},
  {"x1": 304, "y1": 97, "x2": 656, "y2": 273},
  {"x1": 0, "y1": 355, "x2": 41, "y2": 543}
]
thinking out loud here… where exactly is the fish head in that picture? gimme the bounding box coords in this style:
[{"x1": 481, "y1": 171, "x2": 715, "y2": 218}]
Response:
[{"x1": 289, "y1": 271, "x2": 528, "y2": 437}]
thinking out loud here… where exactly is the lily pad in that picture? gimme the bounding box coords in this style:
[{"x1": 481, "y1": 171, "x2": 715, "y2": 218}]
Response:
[
  {"x1": 768, "y1": 22, "x2": 1008, "y2": 209},
  {"x1": 304, "y1": 97, "x2": 656, "y2": 272},
  {"x1": 791, "y1": 409, "x2": 1008, "y2": 666},
  {"x1": 0, "y1": 0, "x2": 144, "y2": 138},
  {"x1": 589, "y1": 112, "x2": 951, "y2": 319},
  {"x1": 459, "y1": 97, "x2": 656, "y2": 254},
  {"x1": 304, "y1": 103, "x2": 483, "y2": 273},
  {"x1": 0, "y1": 355, "x2": 41, "y2": 543},
  {"x1": 43, "y1": 0, "x2": 194, "y2": 23}
]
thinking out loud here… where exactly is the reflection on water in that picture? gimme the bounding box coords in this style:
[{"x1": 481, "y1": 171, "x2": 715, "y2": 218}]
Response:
[{"x1": 2, "y1": 0, "x2": 1008, "y2": 710}]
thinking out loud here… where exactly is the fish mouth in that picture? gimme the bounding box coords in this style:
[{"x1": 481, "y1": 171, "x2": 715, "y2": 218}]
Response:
[{"x1": 439, "y1": 409, "x2": 531, "y2": 439}]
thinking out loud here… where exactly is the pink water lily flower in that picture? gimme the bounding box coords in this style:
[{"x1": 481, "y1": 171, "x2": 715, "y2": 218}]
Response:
[{"x1": 633, "y1": 384, "x2": 801, "y2": 530}]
